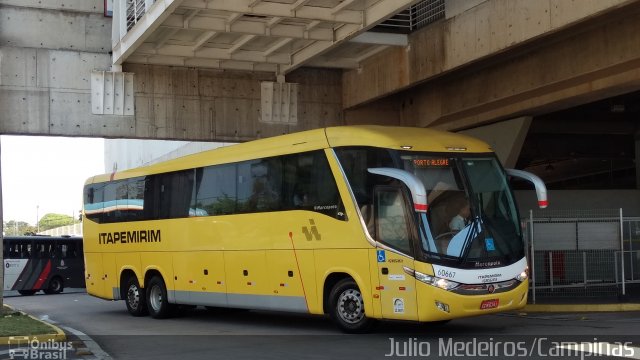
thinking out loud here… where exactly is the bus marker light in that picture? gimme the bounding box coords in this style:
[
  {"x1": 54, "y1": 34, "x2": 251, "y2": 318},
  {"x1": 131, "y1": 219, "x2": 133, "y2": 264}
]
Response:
[
  {"x1": 399, "y1": 287, "x2": 406, "y2": 291},
  {"x1": 376, "y1": 286, "x2": 384, "y2": 290},
  {"x1": 373, "y1": 294, "x2": 380, "y2": 299},
  {"x1": 435, "y1": 301, "x2": 450, "y2": 313}
]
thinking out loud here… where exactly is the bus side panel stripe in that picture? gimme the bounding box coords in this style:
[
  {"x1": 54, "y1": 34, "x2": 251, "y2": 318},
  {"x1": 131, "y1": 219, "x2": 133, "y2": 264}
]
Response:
[
  {"x1": 32, "y1": 260, "x2": 52, "y2": 290},
  {"x1": 11, "y1": 259, "x2": 32, "y2": 291},
  {"x1": 22, "y1": 259, "x2": 46, "y2": 290},
  {"x1": 172, "y1": 290, "x2": 307, "y2": 313}
]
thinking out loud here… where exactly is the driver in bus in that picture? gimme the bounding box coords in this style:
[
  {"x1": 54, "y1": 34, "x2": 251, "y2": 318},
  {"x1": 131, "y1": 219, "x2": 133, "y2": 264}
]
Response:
[{"x1": 449, "y1": 200, "x2": 470, "y2": 233}]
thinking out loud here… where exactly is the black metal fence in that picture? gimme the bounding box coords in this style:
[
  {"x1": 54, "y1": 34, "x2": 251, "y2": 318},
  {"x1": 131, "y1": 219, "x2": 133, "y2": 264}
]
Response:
[{"x1": 523, "y1": 209, "x2": 640, "y2": 302}]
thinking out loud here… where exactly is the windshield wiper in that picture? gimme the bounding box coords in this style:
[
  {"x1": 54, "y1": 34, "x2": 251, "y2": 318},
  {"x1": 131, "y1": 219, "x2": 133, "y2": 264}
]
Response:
[{"x1": 459, "y1": 216, "x2": 482, "y2": 262}]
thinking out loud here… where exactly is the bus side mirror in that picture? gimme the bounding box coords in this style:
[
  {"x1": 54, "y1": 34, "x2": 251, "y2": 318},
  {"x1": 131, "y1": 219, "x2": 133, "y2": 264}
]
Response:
[
  {"x1": 368, "y1": 168, "x2": 428, "y2": 213},
  {"x1": 506, "y1": 169, "x2": 548, "y2": 209}
]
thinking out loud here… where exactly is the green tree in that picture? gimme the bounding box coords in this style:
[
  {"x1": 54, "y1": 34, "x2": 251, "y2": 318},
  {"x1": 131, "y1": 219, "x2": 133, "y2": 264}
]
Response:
[
  {"x1": 37, "y1": 213, "x2": 78, "y2": 232},
  {"x1": 3, "y1": 220, "x2": 37, "y2": 236}
]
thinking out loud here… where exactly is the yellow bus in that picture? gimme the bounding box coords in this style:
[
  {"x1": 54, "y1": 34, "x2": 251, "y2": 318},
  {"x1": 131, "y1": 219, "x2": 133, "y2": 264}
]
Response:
[{"x1": 82, "y1": 126, "x2": 547, "y2": 332}]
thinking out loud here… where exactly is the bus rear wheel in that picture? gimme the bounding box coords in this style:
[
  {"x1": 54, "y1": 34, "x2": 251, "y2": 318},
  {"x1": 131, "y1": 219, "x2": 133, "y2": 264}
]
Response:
[
  {"x1": 146, "y1": 275, "x2": 174, "y2": 319},
  {"x1": 44, "y1": 277, "x2": 63, "y2": 294},
  {"x1": 18, "y1": 290, "x2": 37, "y2": 296},
  {"x1": 125, "y1": 276, "x2": 148, "y2": 317},
  {"x1": 329, "y1": 278, "x2": 374, "y2": 333}
]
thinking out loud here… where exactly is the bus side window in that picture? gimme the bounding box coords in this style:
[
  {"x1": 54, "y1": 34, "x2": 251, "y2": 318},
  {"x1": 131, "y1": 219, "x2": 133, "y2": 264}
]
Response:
[
  {"x1": 4, "y1": 242, "x2": 12, "y2": 259},
  {"x1": 283, "y1": 151, "x2": 343, "y2": 219},
  {"x1": 64, "y1": 243, "x2": 78, "y2": 258},
  {"x1": 18, "y1": 244, "x2": 35, "y2": 259}
]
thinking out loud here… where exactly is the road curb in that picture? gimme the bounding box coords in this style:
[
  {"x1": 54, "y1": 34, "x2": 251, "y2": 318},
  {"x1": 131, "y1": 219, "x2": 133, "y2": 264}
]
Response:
[
  {"x1": 522, "y1": 303, "x2": 640, "y2": 312},
  {"x1": 0, "y1": 306, "x2": 66, "y2": 345}
]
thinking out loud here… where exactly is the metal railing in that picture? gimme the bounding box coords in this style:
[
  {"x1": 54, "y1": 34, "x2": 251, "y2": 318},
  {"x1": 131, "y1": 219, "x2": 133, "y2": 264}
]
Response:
[
  {"x1": 126, "y1": 0, "x2": 153, "y2": 31},
  {"x1": 375, "y1": 0, "x2": 445, "y2": 33}
]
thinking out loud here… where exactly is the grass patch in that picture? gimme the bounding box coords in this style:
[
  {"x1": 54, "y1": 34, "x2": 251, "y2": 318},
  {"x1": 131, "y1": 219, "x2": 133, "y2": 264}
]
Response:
[{"x1": 0, "y1": 305, "x2": 56, "y2": 337}]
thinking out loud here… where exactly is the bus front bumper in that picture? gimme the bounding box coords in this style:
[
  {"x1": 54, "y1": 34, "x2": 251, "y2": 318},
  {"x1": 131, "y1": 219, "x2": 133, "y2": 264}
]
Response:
[{"x1": 417, "y1": 279, "x2": 528, "y2": 322}]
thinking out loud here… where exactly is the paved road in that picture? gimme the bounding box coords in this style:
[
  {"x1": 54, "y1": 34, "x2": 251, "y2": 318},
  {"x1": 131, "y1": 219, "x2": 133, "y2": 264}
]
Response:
[{"x1": 6, "y1": 292, "x2": 640, "y2": 359}]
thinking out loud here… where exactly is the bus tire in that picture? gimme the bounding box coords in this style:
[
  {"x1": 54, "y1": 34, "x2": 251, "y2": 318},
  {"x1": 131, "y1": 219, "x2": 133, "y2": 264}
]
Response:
[
  {"x1": 146, "y1": 275, "x2": 174, "y2": 319},
  {"x1": 329, "y1": 278, "x2": 374, "y2": 333},
  {"x1": 44, "y1": 277, "x2": 64, "y2": 294},
  {"x1": 125, "y1": 276, "x2": 148, "y2": 317},
  {"x1": 18, "y1": 290, "x2": 37, "y2": 296}
]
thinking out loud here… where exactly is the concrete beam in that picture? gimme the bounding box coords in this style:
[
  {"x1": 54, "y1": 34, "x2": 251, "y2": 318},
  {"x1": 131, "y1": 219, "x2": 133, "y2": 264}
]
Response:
[
  {"x1": 343, "y1": 0, "x2": 638, "y2": 110},
  {"x1": 350, "y1": 32, "x2": 408, "y2": 46},
  {"x1": 136, "y1": 43, "x2": 291, "y2": 64},
  {"x1": 280, "y1": 0, "x2": 418, "y2": 74},
  {"x1": 160, "y1": 13, "x2": 334, "y2": 41},
  {"x1": 1, "y1": 56, "x2": 345, "y2": 141},
  {"x1": 180, "y1": 0, "x2": 363, "y2": 25},
  {"x1": 0, "y1": 0, "x2": 105, "y2": 14},
  {"x1": 418, "y1": 4, "x2": 640, "y2": 131},
  {"x1": 0, "y1": 4, "x2": 111, "y2": 53}
]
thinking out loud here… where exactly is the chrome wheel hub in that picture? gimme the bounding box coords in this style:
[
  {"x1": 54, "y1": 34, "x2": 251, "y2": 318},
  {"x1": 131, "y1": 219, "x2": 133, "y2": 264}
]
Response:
[
  {"x1": 127, "y1": 285, "x2": 140, "y2": 310},
  {"x1": 149, "y1": 285, "x2": 163, "y2": 312},
  {"x1": 337, "y1": 289, "x2": 364, "y2": 324}
]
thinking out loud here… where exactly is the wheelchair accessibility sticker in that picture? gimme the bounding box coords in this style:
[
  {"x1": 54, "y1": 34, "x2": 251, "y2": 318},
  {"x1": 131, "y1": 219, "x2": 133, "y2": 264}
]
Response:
[{"x1": 377, "y1": 250, "x2": 386, "y2": 263}]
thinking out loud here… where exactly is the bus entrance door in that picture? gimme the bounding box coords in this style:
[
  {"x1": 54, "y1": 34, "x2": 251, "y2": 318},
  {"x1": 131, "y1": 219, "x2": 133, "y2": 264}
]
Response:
[{"x1": 373, "y1": 186, "x2": 418, "y2": 320}]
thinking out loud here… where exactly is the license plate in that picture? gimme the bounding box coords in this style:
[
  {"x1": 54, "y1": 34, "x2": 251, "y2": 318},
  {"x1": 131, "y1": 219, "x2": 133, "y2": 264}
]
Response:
[{"x1": 480, "y1": 299, "x2": 499, "y2": 310}]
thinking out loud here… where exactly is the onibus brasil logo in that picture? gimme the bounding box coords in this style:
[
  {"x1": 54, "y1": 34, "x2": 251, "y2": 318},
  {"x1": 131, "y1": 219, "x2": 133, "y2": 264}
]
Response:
[{"x1": 8, "y1": 336, "x2": 74, "y2": 360}]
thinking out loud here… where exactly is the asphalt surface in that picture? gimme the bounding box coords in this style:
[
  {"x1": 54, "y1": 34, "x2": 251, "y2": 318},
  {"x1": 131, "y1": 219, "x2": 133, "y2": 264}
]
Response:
[{"x1": 5, "y1": 291, "x2": 640, "y2": 359}]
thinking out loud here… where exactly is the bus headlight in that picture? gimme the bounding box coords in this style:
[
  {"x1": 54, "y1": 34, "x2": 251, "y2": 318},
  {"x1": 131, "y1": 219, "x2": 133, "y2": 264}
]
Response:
[
  {"x1": 516, "y1": 268, "x2": 529, "y2": 282},
  {"x1": 414, "y1": 270, "x2": 460, "y2": 291}
]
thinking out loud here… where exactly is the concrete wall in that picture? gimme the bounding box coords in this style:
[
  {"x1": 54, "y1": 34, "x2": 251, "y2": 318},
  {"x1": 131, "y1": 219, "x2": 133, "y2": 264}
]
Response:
[
  {"x1": 344, "y1": 0, "x2": 640, "y2": 130},
  {"x1": 0, "y1": 1, "x2": 121, "y2": 137},
  {"x1": 126, "y1": 64, "x2": 344, "y2": 142},
  {"x1": 445, "y1": 0, "x2": 486, "y2": 19}
]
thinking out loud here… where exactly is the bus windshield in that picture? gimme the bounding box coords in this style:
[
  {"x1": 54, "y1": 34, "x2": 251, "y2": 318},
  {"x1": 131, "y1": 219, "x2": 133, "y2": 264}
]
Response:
[
  {"x1": 335, "y1": 147, "x2": 523, "y2": 268},
  {"x1": 400, "y1": 154, "x2": 523, "y2": 266}
]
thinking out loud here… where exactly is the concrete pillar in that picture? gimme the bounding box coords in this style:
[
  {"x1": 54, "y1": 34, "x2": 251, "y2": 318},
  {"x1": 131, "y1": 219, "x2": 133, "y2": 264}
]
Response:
[{"x1": 458, "y1": 116, "x2": 532, "y2": 168}]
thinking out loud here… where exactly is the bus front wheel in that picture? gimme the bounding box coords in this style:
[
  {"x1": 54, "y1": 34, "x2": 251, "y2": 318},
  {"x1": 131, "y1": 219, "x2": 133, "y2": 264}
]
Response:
[
  {"x1": 329, "y1": 278, "x2": 374, "y2": 333},
  {"x1": 44, "y1": 277, "x2": 63, "y2": 294},
  {"x1": 125, "y1": 276, "x2": 148, "y2": 317},
  {"x1": 146, "y1": 275, "x2": 174, "y2": 319}
]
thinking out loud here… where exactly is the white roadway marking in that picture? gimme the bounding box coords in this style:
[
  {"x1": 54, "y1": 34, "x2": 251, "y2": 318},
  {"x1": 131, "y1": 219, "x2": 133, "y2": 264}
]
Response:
[
  {"x1": 60, "y1": 325, "x2": 112, "y2": 360},
  {"x1": 555, "y1": 342, "x2": 640, "y2": 359}
]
